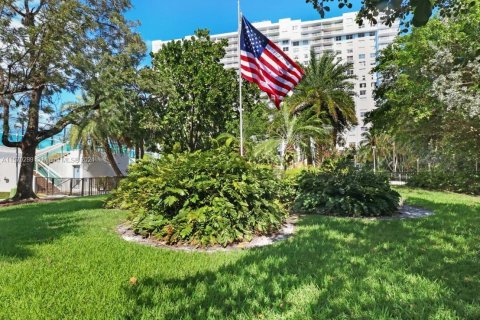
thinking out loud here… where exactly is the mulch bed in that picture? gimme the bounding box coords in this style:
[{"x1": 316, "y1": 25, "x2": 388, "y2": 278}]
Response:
[{"x1": 117, "y1": 215, "x2": 299, "y2": 253}]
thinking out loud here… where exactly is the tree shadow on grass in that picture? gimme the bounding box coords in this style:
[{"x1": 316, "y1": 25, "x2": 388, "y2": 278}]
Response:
[
  {"x1": 122, "y1": 196, "x2": 480, "y2": 319},
  {"x1": 0, "y1": 197, "x2": 105, "y2": 261}
]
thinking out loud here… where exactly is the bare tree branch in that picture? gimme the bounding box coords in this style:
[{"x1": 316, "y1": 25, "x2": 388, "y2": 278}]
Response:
[
  {"x1": 35, "y1": 100, "x2": 103, "y2": 142},
  {"x1": 1, "y1": 96, "x2": 21, "y2": 148}
]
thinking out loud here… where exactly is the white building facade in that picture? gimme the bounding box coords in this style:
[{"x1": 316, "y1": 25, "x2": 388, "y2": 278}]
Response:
[
  {"x1": 152, "y1": 12, "x2": 399, "y2": 148},
  {"x1": 0, "y1": 144, "x2": 129, "y2": 193}
]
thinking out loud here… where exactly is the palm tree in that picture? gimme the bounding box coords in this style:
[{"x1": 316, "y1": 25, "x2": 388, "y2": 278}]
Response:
[
  {"x1": 254, "y1": 103, "x2": 330, "y2": 170},
  {"x1": 292, "y1": 51, "x2": 357, "y2": 148},
  {"x1": 69, "y1": 105, "x2": 126, "y2": 177},
  {"x1": 359, "y1": 131, "x2": 414, "y2": 172}
]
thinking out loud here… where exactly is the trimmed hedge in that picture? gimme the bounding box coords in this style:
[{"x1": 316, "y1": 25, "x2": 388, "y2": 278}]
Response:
[
  {"x1": 407, "y1": 171, "x2": 480, "y2": 195},
  {"x1": 106, "y1": 147, "x2": 287, "y2": 247},
  {"x1": 294, "y1": 167, "x2": 400, "y2": 217}
]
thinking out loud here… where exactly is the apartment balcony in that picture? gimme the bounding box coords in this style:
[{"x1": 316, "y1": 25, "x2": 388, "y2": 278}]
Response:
[{"x1": 324, "y1": 25, "x2": 343, "y2": 32}]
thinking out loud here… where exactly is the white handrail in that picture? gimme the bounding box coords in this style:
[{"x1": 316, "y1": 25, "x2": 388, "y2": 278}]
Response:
[
  {"x1": 36, "y1": 143, "x2": 66, "y2": 157},
  {"x1": 36, "y1": 160, "x2": 62, "y2": 179}
]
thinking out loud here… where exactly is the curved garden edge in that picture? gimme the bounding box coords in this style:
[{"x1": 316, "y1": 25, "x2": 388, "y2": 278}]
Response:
[
  {"x1": 117, "y1": 215, "x2": 299, "y2": 253},
  {"x1": 312, "y1": 203, "x2": 435, "y2": 221},
  {"x1": 116, "y1": 204, "x2": 434, "y2": 252}
]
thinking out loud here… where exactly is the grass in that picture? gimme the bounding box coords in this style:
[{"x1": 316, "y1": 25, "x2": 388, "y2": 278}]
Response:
[{"x1": 0, "y1": 189, "x2": 479, "y2": 319}]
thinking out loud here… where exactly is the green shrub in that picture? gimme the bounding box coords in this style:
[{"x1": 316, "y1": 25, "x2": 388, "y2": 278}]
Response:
[
  {"x1": 276, "y1": 167, "x2": 303, "y2": 208},
  {"x1": 294, "y1": 166, "x2": 400, "y2": 217},
  {"x1": 407, "y1": 171, "x2": 480, "y2": 195},
  {"x1": 106, "y1": 147, "x2": 287, "y2": 246}
]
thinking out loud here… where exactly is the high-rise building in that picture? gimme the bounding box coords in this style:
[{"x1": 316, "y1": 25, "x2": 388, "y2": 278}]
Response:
[{"x1": 152, "y1": 12, "x2": 399, "y2": 148}]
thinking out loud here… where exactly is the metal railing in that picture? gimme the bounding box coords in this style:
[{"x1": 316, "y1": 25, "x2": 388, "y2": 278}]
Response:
[
  {"x1": 388, "y1": 172, "x2": 414, "y2": 182},
  {"x1": 34, "y1": 176, "x2": 123, "y2": 197}
]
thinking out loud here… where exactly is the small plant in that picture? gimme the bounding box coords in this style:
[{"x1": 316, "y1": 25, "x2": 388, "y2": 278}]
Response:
[
  {"x1": 106, "y1": 147, "x2": 287, "y2": 247},
  {"x1": 294, "y1": 163, "x2": 400, "y2": 217}
]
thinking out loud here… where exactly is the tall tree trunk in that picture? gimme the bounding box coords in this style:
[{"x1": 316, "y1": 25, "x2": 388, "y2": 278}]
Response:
[
  {"x1": 306, "y1": 138, "x2": 314, "y2": 165},
  {"x1": 102, "y1": 140, "x2": 124, "y2": 177},
  {"x1": 13, "y1": 141, "x2": 38, "y2": 200},
  {"x1": 135, "y1": 145, "x2": 140, "y2": 160},
  {"x1": 11, "y1": 87, "x2": 43, "y2": 200},
  {"x1": 140, "y1": 140, "x2": 145, "y2": 159},
  {"x1": 332, "y1": 127, "x2": 338, "y2": 150}
]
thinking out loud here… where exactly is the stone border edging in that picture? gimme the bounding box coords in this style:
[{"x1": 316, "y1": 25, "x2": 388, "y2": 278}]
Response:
[{"x1": 117, "y1": 215, "x2": 298, "y2": 253}]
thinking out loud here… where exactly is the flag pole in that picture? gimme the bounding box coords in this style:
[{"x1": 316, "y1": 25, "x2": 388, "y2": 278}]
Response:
[{"x1": 237, "y1": 0, "x2": 244, "y2": 157}]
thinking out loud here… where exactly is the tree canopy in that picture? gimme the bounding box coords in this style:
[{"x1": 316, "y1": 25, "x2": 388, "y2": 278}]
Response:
[
  {"x1": 0, "y1": 0, "x2": 145, "y2": 199},
  {"x1": 306, "y1": 0, "x2": 476, "y2": 30},
  {"x1": 141, "y1": 29, "x2": 261, "y2": 154},
  {"x1": 367, "y1": 3, "x2": 480, "y2": 171}
]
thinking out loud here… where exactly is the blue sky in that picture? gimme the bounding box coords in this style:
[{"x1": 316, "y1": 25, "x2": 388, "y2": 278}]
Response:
[{"x1": 127, "y1": 0, "x2": 361, "y2": 54}]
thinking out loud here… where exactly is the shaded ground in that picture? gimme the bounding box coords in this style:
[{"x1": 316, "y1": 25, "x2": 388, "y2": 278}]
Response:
[
  {"x1": 117, "y1": 205, "x2": 434, "y2": 252},
  {"x1": 0, "y1": 189, "x2": 479, "y2": 319}
]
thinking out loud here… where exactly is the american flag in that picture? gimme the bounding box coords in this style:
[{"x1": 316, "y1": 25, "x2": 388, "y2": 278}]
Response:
[{"x1": 240, "y1": 16, "x2": 305, "y2": 108}]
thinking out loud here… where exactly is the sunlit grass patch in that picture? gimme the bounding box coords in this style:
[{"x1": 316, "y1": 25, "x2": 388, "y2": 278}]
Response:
[{"x1": 0, "y1": 189, "x2": 479, "y2": 319}]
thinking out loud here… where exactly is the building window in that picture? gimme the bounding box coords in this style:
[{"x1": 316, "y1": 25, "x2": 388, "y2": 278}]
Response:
[
  {"x1": 358, "y1": 33, "x2": 365, "y2": 38},
  {"x1": 360, "y1": 83, "x2": 367, "y2": 88},
  {"x1": 335, "y1": 36, "x2": 342, "y2": 41},
  {"x1": 360, "y1": 90, "x2": 367, "y2": 96},
  {"x1": 359, "y1": 61, "x2": 366, "y2": 66},
  {"x1": 304, "y1": 53, "x2": 309, "y2": 58},
  {"x1": 283, "y1": 47, "x2": 289, "y2": 52},
  {"x1": 362, "y1": 75, "x2": 366, "y2": 81},
  {"x1": 302, "y1": 40, "x2": 309, "y2": 45},
  {"x1": 347, "y1": 49, "x2": 353, "y2": 53},
  {"x1": 360, "y1": 112, "x2": 367, "y2": 117},
  {"x1": 369, "y1": 32, "x2": 375, "y2": 36},
  {"x1": 347, "y1": 55, "x2": 353, "y2": 62},
  {"x1": 371, "y1": 82, "x2": 376, "y2": 87},
  {"x1": 282, "y1": 40, "x2": 289, "y2": 45},
  {"x1": 346, "y1": 34, "x2": 353, "y2": 40},
  {"x1": 359, "y1": 53, "x2": 365, "y2": 59},
  {"x1": 336, "y1": 50, "x2": 342, "y2": 55},
  {"x1": 370, "y1": 52, "x2": 376, "y2": 58},
  {"x1": 292, "y1": 41, "x2": 300, "y2": 46},
  {"x1": 347, "y1": 69, "x2": 354, "y2": 76}
]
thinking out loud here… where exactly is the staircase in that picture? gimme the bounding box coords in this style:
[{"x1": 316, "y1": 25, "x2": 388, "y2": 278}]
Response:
[
  {"x1": 34, "y1": 144, "x2": 69, "y2": 187},
  {"x1": 33, "y1": 172, "x2": 62, "y2": 194}
]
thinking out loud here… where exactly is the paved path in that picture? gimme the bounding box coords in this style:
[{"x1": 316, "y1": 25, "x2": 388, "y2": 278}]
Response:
[{"x1": 396, "y1": 205, "x2": 434, "y2": 219}]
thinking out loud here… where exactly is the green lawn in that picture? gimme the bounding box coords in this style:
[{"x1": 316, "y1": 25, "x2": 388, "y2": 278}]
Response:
[{"x1": 0, "y1": 189, "x2": 479, "y2": 319}]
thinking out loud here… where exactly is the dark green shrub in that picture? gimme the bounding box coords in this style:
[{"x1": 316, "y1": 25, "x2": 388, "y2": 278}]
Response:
[
  {"x1": 407, "y1": 171, "x2": 480, "y2": 195},
  {"x1": 106, "y1": 147, "x2": 287, "y2": 246},
  {"x1": 276, "y1": 168, "x2": 303, "y2": 208},
  {"x1": 294, "y1": 166, "x2": 400, "y2": 217}
]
